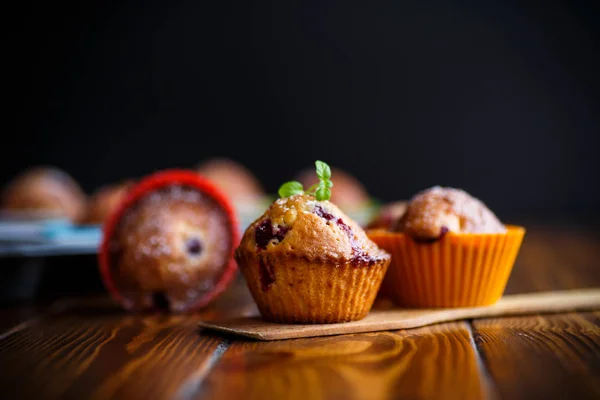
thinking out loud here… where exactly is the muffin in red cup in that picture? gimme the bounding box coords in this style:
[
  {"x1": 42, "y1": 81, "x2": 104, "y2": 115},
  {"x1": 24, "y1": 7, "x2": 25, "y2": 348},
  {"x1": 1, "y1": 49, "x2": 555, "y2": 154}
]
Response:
[
  {"x1": 236, "y1": 161, "x2": 390, "y2": 324},
  {"x1": 368, "y1": 187, "x2": 525, "y2": 307},
  {"x1": 1, "y1": 167, "x2": 86, "y2": 221},
  {"x1": 99, "y1": 170, "x2": 239, "y2": 312},
  {"x1": 79, "y1": 180, "x2": 134, "y2": 225}
]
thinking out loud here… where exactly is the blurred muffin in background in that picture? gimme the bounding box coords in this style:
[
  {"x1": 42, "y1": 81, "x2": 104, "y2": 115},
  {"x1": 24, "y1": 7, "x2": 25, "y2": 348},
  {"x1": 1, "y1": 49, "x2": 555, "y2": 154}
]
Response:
[
  {"x1": 366, "y1": 201, "x2": 408, "y2": 230},
  {"x1": 295, "y1": 167, "x2": 370, "y2": 213},
  {"x1": 79, "y1": 180, "x2": 134, "y2": 225},
  {"x1": 1, "y1": 167, "x2": 86, "y2": 221},
  {"x1": 197, "y1": 158, "x2": 265, "y2": 206}
]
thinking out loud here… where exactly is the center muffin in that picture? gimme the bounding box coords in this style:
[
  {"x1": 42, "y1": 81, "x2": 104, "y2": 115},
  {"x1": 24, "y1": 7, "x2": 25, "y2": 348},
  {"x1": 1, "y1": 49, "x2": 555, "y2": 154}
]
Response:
[{"x1": 235, "y1": 193, "x2": 390, "y2": 324}]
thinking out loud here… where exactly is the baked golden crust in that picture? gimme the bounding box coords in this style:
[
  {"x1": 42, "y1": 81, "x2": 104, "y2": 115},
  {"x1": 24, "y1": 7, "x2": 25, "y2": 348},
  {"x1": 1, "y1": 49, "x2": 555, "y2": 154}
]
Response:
[
  {"x1": 395, "y1": 186, "x2": 505, "y2": 240},
  {"x1": 237, "y1": 194, "x2": 388, "y2": 262},
  {"x1": 1, "y1": 167, "x2": 86, "y2": 221},
  {"x1": 237, "y1": 252, "x2": 389, "y2": 323},
  {"x1": 296, "y1": 168, "x2": 369, "y2": 212},
  {"x1": 109, "y1": 185, "x2": 232, "y2": 311}
]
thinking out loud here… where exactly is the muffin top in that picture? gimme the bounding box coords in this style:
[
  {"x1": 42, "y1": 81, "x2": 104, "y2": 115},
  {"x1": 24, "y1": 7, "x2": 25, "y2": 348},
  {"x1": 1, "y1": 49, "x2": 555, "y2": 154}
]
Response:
[
  {"x1": 237, "y1": 194, "x2": 388, "y2": 263},
  {"x1": 395, "y1": 186, "x2": 506, "y2": 240}
]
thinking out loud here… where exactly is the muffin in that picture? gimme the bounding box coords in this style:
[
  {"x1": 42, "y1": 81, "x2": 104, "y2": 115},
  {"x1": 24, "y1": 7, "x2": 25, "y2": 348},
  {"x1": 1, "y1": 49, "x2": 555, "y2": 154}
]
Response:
[
  {"x1": 1, "y1": 167, "x2": 86, "y2": 221},
  {"x1": 395, "y1": 187, "x2": 506, "y2": 240},
  {"x1": 79, "y1": 180, "x2": 134, "y2": 225},
  {"x1": 236, "y1": 161, "x2": 390, "y2": 324},
  {"x1": 99, "y1": 170, "x2": 239, "y2": 312},
  {"x1": 296, "y1": 167, "x2": 369, "y2": 213},
  {"x1": 368, "y1": 186, "x2": 525, "y2": 307},
  {"x1": 197, "y1": 158, "x2": 264, "y2": 205},
  {"x1": 366, "y1": 201, "x2": 408, "y2": 230}
]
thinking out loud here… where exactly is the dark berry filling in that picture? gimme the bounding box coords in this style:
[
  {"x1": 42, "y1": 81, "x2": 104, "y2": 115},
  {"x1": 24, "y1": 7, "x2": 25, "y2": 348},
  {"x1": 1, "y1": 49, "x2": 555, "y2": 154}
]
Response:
[
  {"x1": 314, "y1": 206, "x2": 336, "y2": 221},
  {"x1": 314, "y1": 205, "x2": 375, "y2": 263},
  {"x1": 414, "y1": 225, "x2": 450, "y2": 244},
  {"x1": 152, "y1": 292, "x2": 170, "y2": 310},
  {"x1": 258, "y1": 257, "x2": 276, "y2": 291},
  {"x1": 186, "y1": 238, "x2": 203, "y2": 255},
  {"x1": 255, "y1": 219, "x2": 289, "y2": 250}
]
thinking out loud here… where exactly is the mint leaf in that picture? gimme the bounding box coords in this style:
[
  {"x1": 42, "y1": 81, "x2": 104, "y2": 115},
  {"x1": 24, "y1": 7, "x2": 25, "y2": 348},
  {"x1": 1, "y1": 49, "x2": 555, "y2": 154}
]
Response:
[
  {"x1": 315, "y1": 187, "x2": 331, "y2": 201},
  {"x1": 315, "y1": 160, "x2": 331, "y2": 180},
  {"x1": 278, "y1": 181, "x2": 304, "y2": 198},
  {"x1": 278, "y1": 160, "x2": 333, "y2": 201}
]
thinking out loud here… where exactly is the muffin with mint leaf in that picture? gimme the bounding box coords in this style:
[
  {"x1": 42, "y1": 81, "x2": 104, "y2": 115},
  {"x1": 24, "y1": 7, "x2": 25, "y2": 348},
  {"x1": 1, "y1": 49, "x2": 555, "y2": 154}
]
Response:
[{"x1": 235, "y1": 161, "x2": 390, "y2": 324}]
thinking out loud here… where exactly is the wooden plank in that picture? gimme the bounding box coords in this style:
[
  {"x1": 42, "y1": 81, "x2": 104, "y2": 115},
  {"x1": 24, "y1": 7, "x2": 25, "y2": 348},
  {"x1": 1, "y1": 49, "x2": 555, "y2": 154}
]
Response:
[
  {"x1": 199, "y1": 322, "x2": 490, "y2": 400},
  {"x1": 505, "y1": 226, "x2": 600, "y2": 294},
  {"x1": 472, "y1": 312, "x2": 600, "y2": 399},
  {"x1": 0, "y1": 304, "x2": 42, "y2": 337},
  {"x1": 0, "y1": 277, "x2": 255, "y2": 400},
  {"x1": 472, "y1": 228, "x2": 600, "y2": 399},
  {"x1": 0, "y1": 309, "x2": 226, "y2": 399},
  {"x1": 199, "y1": 289, "x2": 600, "y2": 340}
]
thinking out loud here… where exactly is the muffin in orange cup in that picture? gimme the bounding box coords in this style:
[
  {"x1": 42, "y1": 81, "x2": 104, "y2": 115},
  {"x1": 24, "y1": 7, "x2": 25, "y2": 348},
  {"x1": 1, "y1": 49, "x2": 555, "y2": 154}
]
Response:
[
  {"x1": 367, "y1": 187, "x2": 525, "y2": 307},
  {"x1": 235, "y1": 161, "x2": 391, "y2": 323}
]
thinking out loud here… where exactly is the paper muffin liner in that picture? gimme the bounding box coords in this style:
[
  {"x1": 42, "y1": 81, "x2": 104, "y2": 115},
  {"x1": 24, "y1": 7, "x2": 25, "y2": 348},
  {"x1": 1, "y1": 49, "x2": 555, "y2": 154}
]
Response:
[
  {"x1": 367, "y1": 226, "x2": 525, "y2": 307},
  {"x1": 236, "y1": 252, "x2": 390, "y2": 323}
]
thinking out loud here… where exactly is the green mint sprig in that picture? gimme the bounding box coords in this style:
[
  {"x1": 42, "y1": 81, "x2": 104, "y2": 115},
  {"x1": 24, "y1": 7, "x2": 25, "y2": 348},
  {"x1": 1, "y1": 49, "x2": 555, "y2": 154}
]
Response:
[{"x1": 278, "y1": 160, "x2": 334, "y2": 201}]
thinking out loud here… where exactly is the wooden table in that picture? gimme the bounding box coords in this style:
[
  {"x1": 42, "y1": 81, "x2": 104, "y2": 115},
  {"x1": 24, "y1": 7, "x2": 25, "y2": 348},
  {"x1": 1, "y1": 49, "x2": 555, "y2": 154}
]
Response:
[{"x1": 1, "y1": 226, "x2": 599, "y2": 400}]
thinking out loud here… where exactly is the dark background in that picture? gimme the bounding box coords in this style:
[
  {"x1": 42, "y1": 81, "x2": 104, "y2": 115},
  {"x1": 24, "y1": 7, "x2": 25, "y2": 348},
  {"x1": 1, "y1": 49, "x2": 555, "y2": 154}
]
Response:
[{"x1": 4, "y1": 0, "x2": 599, "y2": 225}]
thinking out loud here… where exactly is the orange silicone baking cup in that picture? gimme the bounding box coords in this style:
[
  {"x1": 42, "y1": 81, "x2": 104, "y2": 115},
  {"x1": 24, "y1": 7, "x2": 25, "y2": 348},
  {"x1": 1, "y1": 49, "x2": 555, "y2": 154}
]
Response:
[{"x1": 367, "y1": 226, "x2": 525, "y2": 307}]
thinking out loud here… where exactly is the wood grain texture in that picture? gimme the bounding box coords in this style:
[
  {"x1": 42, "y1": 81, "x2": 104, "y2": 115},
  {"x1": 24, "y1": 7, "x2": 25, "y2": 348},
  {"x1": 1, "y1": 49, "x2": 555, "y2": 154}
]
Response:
[
  {"x1": 472, "y1": 312, "x2": 600, "y2": 400},
  {"x1": 0, "y1": 304, "x2": 41, "y2": 336},
  {"x1": 0, "y1": 309, "x2": 225, "y2": 399},
  {"x1": 472, "y1": 227, "x2": 600, "y2": 400},
  {"x1": 505, "y1": 226, "x2": 600, "y2": 293},
  {"x1": 0, "y1": 276, "x2": 255, "y2": 400},
  {"x1": 0, "y1": 228, "x2": 598, "y2": 400},
  {"x1": 199, "y1": 289, "x2": 600, "y2": 340},
  {"x1": 200, "y1": 322, "x2": 489, "y2": 400}
]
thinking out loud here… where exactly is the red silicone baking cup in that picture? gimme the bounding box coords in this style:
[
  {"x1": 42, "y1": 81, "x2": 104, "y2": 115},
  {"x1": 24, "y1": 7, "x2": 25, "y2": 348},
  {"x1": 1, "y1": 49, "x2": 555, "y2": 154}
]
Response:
[{"x1": 98, "y1": 169, "x2": 240, "y2": 311}]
